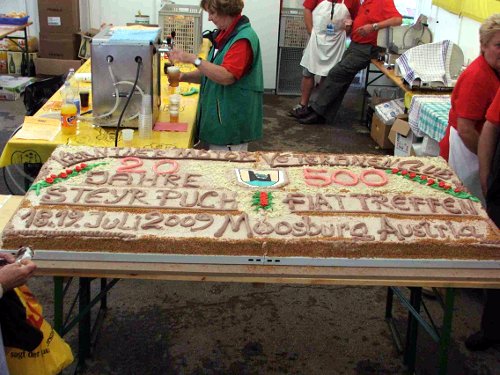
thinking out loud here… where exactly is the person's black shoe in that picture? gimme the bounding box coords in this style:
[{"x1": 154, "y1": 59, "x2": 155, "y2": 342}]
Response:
[
  {"x1": 465, "y1": 331, "x2": 500, "y2": 351},
  {"x1": 298, "y1": 111, "x2": 325, "y2": 125},
  {"x1": 289, "y1": 104, "x2": 313, "y2": 119}
]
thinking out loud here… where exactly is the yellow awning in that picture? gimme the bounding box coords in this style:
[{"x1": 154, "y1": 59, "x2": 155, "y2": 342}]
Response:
[{"x1": 432, "y1": 0, "x2": 500, "y2": 22}]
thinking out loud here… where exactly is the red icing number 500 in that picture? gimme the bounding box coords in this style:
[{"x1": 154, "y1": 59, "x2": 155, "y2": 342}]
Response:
[
  {"x1": 117, "y1": 157, "x2": 179, "y2": 175},
  {"x1": 304, "y1": 168, "x2": 387, "y2": 187}
]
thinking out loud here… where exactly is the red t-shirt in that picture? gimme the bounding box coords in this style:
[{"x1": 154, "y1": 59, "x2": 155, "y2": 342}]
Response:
[
  {"x1": 486, "y1": 89, "x2": 500, "y2": 126},
  {"x1": 303, "y1": 0, "x2": 360, "y2": 20},
  {"x1": 439, "y1": 55, "x2": 500, "y2": 160},
  {"x1": 215, "y1": 14, "x2": 253, "y2": 80},
  {"x1": 351, "y1": 0, "x2": 401, "y2": 45}
]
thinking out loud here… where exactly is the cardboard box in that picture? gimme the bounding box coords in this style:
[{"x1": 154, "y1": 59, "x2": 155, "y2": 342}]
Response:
[
  {"x1": 34, "y1": 57, "x2": 82, "y2": 76},
  {"x1": 389, "y1": 115, "x2": 423, "y2": 156},
  {"x1": 0, "y1": 75, "x2": 35, "y2": 100},
  {"x1": 78, "y1": 29, "x2": 99, "y2": 59},
  {"x1": 421, "y1": 135, "x2": 441, "y2": 157},
  {"x1": 39, "y1": 32, "x2": 80, "y2": 60},
  {"x1": 0, "y1": 51, "x2": 8, "y2": 74},
  {"x1": 370, "y1": 113, "x2": 394, "y2": 149},
  {"x1": 410, "y1": 142, "x2": 425, "y2": 157},
  {"x1": 369, "y1": 87, "x2": 400, "y2": 108},
  {"x1": 38, "y1": 0, "x2": 80, "y2": 34},
  {"x1": 6, "y1": 52, "x2": 37, "y2": 75}
]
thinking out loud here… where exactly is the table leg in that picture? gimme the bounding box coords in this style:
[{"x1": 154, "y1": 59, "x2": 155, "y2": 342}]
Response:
[
  {"x1": 53, "y1": 276, "x2": 64, "y2": 335},
  {"x1": 404, "y1": 287, "x2": 422, "y2": 372},
  {"x1": 78, "y1": 277, "x2": 92, "y2": 368},
  {"x1": 100, "y1": 278, "x2": 108, "y2": 310},
  {"x1": 361, "y1": 65, "x2": 370, "y2": 123},
  {"x1": 438, "y1": 288, "x2": 455, "y2": 375}
]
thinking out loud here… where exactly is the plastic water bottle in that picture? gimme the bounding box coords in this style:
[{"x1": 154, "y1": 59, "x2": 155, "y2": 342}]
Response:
[
  {"x1": 139, "y1": 94, "x2": 153, "y2": 139},
  {"x1": 66, "y1": 68, "x2": 81, "y2": 115}
]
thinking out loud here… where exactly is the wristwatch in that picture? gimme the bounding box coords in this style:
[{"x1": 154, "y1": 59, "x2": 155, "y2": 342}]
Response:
[
  {"x1": 372, "y1": 23, "x2": 380, "y2": 31},
  {"x1": 194, "y1": 57, "x2": 203, "y2": 68}
]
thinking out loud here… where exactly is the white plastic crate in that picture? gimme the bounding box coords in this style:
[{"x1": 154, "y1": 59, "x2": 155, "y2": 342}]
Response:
[
  {"x1": 277, "y1": 47, "x2": 303, "y2": 95},
  {"x1": 279, "y1": 8, "x2": 309, "y2": 48},
  {"x1": 158, "y1": 3, "x2": 203, "y2": 54}
]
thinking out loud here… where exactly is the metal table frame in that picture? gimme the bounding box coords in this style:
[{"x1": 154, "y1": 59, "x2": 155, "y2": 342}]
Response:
[
  {"x1": 35, "y1": 257, "x2": 500, "y2": 374},
  {"x1": 0, "y1": 23, "x2": 33, "y2": 75}
]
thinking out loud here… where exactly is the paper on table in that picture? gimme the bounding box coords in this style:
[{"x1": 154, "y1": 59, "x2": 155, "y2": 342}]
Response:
[
  {"x1": 154, "y1": 122, "x2": 188, "y2": 132},
  {"x1": 14, "y1": 116, "x2": 60, "y2": 141},
  {"x1": 0, "y1": 195, "x2": 12, "y2": 210}
]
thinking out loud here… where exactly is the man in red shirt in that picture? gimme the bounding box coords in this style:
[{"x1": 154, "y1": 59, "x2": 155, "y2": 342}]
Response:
[{"x1": 298, "y1": 0, "x2": 402, "y2": 124}]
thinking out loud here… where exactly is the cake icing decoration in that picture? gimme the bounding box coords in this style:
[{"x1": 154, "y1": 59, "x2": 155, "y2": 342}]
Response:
[
  {"x1": 29, "y1": 162, "x2": 108, "y2": 196},
  {"x1": 386, "y1": 169, "x2": 479, "y2": 202}
]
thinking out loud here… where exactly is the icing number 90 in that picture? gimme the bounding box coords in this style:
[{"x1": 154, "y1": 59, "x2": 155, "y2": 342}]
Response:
[
  {"x1": 117, "y1": 157, "x2": 179, "y2": 175},
  {"x1": 304, "y1": 168, "x2": 388, "y2": 187}
]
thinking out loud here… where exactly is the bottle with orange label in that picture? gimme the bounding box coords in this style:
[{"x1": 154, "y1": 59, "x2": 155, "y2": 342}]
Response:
[{"x1": 60, "y1": 81, "x2": 78, "y2": 136}]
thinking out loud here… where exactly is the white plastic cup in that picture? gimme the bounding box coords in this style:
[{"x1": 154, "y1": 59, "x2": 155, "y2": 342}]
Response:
[
  {"x1": 122, "y1": 129, "x2": 134, "y2": 145},
  {"x1": 169, "y1": 94, "x2": 181, "y2": 112},
  {"x1": 169, "y1": 94, "x2": 181, "y2": 105},
  {"x1": 167, "y1": 66, "x2": 180, "y2": 87},
  {"x1": 170, "y1": 110, "x2": 179, "y2": 123},
  {"x1": 139, "y1": 113, "x2": 153, "y2": 139},
  {"x1": 141, "y1": 94, "x2": 152, "y2": 114}
]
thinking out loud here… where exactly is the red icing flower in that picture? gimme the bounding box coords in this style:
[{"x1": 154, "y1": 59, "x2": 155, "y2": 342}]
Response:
[
  {"x1": 391, "y1": 168, "x2": 399, "y2": 174},
  {"x1": 427, "y1": 179, "x2": 435, "y2": 185},
  {"x1": 59, "y1": 172, "x2": 68, "y2": 179},
  {"x1": 401, "y1": 170, "x2": 408, "y2": 176},
  {"x1": 45, "y1": 177, "x2": 54, "y2": 184},
  {"x1": 409, "y1": 172, "x2": 417, "y2": 179},
  {"x1": 80, "y1": 163, "x2": 87, "y2": 169},
  {"x1": 454, "y1": 187, "x2": 462, "y2": 193},
  {"x1": 75, "y1": 165, "x2": 82, "y2": 172},
  {"x1": 438, "y1": 181, "x2": 445, "y2": 188},
  {"x1": 260, "y1": 192, "x2": 269, "y2": 207},
  {"x1": 420, "y1": 175, "x2": 427, "y2": 180},
  {"x1": 66, "y1": 169, "x2": 73, "y2": 175},
  {"x1": 50, "y1": 174, "x2": 57, "y2": 179}
]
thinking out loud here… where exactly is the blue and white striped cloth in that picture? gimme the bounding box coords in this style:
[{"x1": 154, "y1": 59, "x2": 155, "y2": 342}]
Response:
[{"x1": 408, "y1": 95, "x2": 451, "y2": 140}]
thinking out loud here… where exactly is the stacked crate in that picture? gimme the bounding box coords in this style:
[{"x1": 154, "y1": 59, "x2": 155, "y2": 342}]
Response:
[
  {"x1": 158, "y1": 3, "x2": 203, "y2": 54},
  {"x1": 277, "y1": 8, "x2": 309, "y2": 95}
]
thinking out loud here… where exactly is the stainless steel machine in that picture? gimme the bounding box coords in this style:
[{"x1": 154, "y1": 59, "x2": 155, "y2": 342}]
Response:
[{"x1": 91, "y1": 26, "x2": 162, "y2": 127}]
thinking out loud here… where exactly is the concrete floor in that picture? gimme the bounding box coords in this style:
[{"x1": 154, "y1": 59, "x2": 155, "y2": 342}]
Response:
[{"x1": 0, "y1": 90, "x2": 499, "y2": 374}]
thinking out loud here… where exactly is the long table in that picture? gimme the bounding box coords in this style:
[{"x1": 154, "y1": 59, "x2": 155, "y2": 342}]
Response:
[
  {"x1": 0, "y1": 41, "x2": 209, "y2": 169},
  {"x1": 0, "y1": 22, "x2": 32, "y2": 64},
  {"x1": 363, "y1": 59, "x2": 452, "y2": 122},
  {"x1": 1, "y1": 192, "x2": 499, "y2": 374}
]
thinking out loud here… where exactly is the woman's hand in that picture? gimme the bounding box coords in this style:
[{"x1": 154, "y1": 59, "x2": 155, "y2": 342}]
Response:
[
  {"x1": 0, "y1": 260, "x2": 37, "y2": 291},
  {"x1": 167, "y1": 49, "x2": 196, "y2": 65}
]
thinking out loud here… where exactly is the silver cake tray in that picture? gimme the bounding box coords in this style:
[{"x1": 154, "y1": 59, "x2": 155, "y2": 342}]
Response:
[{"x1": 3, "y1": 249, "x2": 499, "y2": 269}]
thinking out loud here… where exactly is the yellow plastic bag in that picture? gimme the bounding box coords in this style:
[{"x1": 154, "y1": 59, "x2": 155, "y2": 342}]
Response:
[{"x1": 5, "y1": 286, "x2": 74, "y2": 375}]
